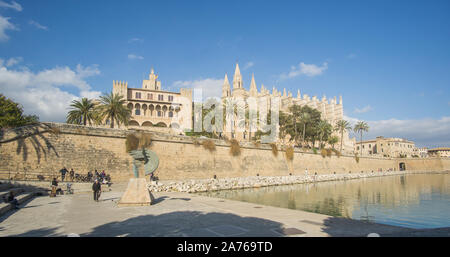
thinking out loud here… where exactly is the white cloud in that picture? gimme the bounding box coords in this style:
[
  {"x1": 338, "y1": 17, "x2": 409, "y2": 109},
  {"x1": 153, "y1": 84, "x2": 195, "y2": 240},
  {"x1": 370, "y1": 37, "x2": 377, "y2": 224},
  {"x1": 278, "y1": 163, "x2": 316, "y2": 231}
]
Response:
[
  {"x1": 343, "y1": 115, "x2": 450, "y2": 148},
  {"x1": 280, "y1": 62, "x2": 328, "y2": 79},
  {"x1": 128, "y1": 54, "x2": 144, "y2": 60},
  {"x1": 0, "y1": 15, "x2": 17, "y2": 41},
  {"x1": 346, "y1": 53, "x2": 357, "y2": 59},
  {"x1": 128, "y1": 37, "x2": 143, "y2": 43},
  {"x1": 0, "y1": 60, "x2": 102, "y2": 122},
  {"x1": 2, "y1": 56, "x2": 22, "y2": 66},
  {"x1": 0, "y1": 1, "x2": 22, "y2": 11},
  {"x1": 172, "y1": 78, "x2": 222, "y2": 101},
  {"x1": 29, "y1": 20, "x2": 48, "y2": 31},
  {"x1": 243, "y1": 61, "x2": 254, "y2": 70},
  {"x1": 354, "y1": 105, "x2": 373, "y2": 113}
]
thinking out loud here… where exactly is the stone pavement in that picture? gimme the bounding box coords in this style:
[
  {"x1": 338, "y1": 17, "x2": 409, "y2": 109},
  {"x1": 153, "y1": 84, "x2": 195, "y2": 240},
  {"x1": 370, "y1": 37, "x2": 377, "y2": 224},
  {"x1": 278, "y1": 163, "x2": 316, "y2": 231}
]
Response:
[{"x1": 0, "y1": 189, "x2": 448, "y2": 237}]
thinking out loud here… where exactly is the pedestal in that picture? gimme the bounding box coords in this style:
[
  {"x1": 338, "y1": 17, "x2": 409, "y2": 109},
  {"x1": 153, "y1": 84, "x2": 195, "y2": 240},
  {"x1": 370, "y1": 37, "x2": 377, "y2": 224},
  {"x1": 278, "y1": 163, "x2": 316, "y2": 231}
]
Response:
[{"x1": 118, "y1": 178, "x2": 153, "y2": 207}]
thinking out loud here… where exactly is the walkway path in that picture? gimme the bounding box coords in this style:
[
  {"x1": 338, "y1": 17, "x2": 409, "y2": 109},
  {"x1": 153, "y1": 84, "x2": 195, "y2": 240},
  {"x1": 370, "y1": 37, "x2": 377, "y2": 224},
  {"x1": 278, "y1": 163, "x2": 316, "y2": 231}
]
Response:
[{"x1": 1, "y1": 188, "x2": 448, "y2": 237}]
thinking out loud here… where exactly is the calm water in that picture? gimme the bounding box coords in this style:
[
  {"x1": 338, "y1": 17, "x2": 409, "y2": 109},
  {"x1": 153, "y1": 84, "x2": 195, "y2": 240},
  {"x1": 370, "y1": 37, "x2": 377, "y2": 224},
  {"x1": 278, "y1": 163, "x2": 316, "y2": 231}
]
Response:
[{"x1": 200, "y1": 173, "x2": 450, "y2": 229}]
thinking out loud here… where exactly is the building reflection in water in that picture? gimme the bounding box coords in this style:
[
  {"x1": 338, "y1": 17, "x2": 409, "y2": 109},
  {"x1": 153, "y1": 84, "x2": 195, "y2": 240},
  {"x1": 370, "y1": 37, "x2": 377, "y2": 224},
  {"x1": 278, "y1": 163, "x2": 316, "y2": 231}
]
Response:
[{"x1": 200, "y1": 173, "x2": 450, "y2": 229}]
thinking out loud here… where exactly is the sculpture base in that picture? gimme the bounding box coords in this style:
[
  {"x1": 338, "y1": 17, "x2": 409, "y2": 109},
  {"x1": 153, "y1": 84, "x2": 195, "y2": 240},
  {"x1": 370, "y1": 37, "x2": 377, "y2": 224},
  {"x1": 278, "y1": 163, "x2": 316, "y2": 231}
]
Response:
[{"x1": 118, "y1": 178, "x2": 153, "y2": 207}]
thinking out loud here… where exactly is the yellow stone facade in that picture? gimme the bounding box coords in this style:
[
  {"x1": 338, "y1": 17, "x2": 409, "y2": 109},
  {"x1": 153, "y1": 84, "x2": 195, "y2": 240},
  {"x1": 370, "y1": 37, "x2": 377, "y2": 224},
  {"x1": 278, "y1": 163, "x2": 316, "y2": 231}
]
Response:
[
  {"x1": 428, "y1": 147, "x2": 450, "y2": 158},
  {"x1": 112, "y1": 68, "x2": 193, "y2": 133},
  {"x1": 355, "y1": 136, "x2": 418, "y2": 158},
  {"x1": 221, "y1": 63, "x2": 354, "y2": 152}
]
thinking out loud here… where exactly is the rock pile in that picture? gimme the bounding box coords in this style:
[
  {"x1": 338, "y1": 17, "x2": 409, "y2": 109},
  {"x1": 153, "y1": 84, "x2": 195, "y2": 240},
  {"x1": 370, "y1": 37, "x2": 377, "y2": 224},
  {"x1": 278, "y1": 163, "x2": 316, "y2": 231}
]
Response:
[{"x1": 148, "y1": 170, "x2": 416, "y2": 193}]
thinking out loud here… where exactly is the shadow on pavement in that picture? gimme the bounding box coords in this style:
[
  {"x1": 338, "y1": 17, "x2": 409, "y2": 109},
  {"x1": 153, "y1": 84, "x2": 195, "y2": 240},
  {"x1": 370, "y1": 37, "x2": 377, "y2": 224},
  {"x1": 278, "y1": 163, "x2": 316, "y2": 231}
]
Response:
[{"x1": 79, "y1": 211, "x2": 285, "y2": 237}]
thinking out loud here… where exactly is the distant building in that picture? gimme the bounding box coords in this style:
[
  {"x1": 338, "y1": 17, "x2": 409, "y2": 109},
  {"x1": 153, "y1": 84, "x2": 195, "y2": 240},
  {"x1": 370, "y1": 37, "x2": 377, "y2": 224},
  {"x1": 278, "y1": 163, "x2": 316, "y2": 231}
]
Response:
[
  {"x1": 112, "y1": 68, "x2": 193, "y2": 132},
  {"x1": 355, "y1": 136, "x2": 416, "y2": 157},
  {"x1": 428, "y1": 147, "x2": 450, "y2": 158},
  {"x1": 413, "y1": 147, "x2": 428, "y2": 158}
]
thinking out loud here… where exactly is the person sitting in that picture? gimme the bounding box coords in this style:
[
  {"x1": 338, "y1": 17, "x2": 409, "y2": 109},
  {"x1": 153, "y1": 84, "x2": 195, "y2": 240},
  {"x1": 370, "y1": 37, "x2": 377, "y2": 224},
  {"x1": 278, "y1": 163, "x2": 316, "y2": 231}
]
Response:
[
  {"x1": 50, "y1": 177, "x2": 58, "y2": 197},
  {"x1": 87, "y1": 171, "x2": 93, "y2": 181},
  {"x1": 6, "y1": 191, "x2": 19, "y2": 209}
]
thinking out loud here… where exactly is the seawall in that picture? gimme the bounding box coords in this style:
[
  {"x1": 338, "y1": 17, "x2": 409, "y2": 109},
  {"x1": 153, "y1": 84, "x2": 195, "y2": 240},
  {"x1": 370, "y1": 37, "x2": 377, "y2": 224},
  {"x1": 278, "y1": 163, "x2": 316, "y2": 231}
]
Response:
[{"x1": 0, "y1": 123, "x2": 449, "y2": 182}]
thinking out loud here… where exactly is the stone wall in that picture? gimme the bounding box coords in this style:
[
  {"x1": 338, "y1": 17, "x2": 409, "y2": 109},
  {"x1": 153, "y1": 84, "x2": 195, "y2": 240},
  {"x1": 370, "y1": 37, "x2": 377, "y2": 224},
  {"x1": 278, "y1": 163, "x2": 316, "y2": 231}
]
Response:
[{"x1": 0, "y1": 123, "x2": 448, "y2": 182}]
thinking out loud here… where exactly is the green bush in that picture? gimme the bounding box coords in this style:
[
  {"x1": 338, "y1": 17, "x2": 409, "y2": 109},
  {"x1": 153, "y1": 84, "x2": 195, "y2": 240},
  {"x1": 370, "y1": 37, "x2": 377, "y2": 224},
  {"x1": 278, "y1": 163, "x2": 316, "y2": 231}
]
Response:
[
  {"x1": 202, "y1": 139, "x2": 216, "y2": 152},
  {"x1": 270, "y1": 143, "x2": 278, "y2": 157},
  {"x1": 285, "y1": 146, "x2": 294, "y2": 161},
  {"x1": 229, "y1": 139, "x2": 241, "y2": 156},
  {"x1": 321, "y1": 149, "x2": 327, "y2": 158},
  {"x1": 354, "y1": 153, "x2": 360, "y2": 163}
]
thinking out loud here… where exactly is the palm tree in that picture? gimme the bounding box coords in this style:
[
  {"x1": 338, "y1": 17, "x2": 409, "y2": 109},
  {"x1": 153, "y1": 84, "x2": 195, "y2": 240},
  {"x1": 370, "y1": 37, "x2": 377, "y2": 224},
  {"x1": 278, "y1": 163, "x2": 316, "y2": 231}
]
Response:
[
  {"x1": 66, "y1": 98, "x2": 96, "y2": 126},
  {"x1": 328, "y1": 136, "x2": 339, "y2": 149},
  {"x1": 96, "y1": 92, "x2": 131, "y2": 128},
  {"x1": 317, "y1": 120, "x2": 332, "y2": 149},
  {"x1": 299, "y1": 111, "x2": 311, "y2": 147},
  {"x1": 354, "y1": 121, "x2": 369, "y2": 156},
  {"x1": 335, "y1": 120, "x2": 352, "y2": 152}
]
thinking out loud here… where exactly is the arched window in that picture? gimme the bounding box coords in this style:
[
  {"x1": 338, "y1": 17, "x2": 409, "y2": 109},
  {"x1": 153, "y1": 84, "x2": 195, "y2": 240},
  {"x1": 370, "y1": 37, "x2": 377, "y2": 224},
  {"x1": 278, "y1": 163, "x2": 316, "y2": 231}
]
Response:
[
  {"x1": 158, "y1": 111, "x2": 162, "y2": 117},
  {"x1": 135, "y1": 109, "x2": 140, "y2": 115},
  {"x1": 168, "y1": 111, "x2": 173, "y2": 118}
]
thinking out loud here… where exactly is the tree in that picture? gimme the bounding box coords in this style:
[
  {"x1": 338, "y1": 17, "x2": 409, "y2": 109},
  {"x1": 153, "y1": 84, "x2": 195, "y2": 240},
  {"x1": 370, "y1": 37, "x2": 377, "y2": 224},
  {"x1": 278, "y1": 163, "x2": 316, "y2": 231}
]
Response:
[
  {"x1": 96, "y1": 92, "x2": 131, "y2": 128},
  {"x1": 0, "y1": 94, "x2": 39, "y2": 129},
  {"x1": 354, "y1": 121, "x2": 369, "y2": 156},
  {"x1": 66, "y1": 98, "x2": 97, "y2": 126},
  {"x1": 278, "y1": 105, "x2": 321, "y2": 147},
  {"x1": 335, "y1": 120, "x2": 352, "y2": 152},
  {"x1": 317, "y1": 120, "x2": 333, "y2": 149},
  {"x1": 328, "y1": 136, "x2": 339, "y2": 149}
]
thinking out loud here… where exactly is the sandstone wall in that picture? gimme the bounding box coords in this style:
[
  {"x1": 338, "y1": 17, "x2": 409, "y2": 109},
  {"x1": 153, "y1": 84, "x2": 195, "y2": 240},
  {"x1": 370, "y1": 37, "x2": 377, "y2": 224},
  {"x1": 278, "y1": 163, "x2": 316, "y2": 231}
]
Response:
[{"x1": 0, "y1": 123, "x2": 448, "y2": 182}]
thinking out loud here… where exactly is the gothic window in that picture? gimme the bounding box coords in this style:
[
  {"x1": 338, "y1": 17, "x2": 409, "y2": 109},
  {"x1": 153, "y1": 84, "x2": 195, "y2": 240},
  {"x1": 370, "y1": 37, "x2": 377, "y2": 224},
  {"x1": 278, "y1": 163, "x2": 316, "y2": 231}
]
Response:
[
  {"x1": 168, "y1": 95, "x2": 174, "y2": 102},
  {"x1": 158, "y1": 94, "x2": 164, "y2": 101},
  {"x1": 136, "y1": 92, "x2": 141, "y2": 99},
  {"x1": 135, "y1": 109, "x2": 140, "y2": 115},
  {"x1": 168, "y1": 111, "x2": 173, "y2": 118},
  {"x1": 158, "y1": 111, "x2": 162, "y2": 117}
]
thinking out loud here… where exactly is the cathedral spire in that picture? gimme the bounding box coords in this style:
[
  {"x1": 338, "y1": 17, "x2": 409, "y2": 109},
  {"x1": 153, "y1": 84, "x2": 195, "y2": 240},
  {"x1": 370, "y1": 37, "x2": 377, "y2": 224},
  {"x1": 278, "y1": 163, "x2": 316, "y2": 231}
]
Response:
[
  {"x1": 234, "y1": 62, "x2": 241, "y2": 76},
  {"x1": 249, "y1": 73, "x2": 257, "y2": 97},
  {"x1": 222, "y1": 73, "x2": 231, "y2": 98},
  {"x1": 233, "y1": 63, "x2": 243, "y2": 89}
]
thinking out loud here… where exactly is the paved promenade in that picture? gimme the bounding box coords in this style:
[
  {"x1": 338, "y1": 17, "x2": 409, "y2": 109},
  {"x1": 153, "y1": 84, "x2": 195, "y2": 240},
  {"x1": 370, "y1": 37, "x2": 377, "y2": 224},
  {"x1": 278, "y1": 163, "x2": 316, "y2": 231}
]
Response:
[{"x1": 1, "y1": 185, "x2": 448, "y2": 237}]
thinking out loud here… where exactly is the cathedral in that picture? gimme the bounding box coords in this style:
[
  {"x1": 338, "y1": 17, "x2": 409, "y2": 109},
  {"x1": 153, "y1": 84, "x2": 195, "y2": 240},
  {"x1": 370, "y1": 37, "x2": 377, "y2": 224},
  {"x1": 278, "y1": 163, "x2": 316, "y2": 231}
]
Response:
[{"x1": 221, "y1": 63, "x2": 354, "y2": 151}]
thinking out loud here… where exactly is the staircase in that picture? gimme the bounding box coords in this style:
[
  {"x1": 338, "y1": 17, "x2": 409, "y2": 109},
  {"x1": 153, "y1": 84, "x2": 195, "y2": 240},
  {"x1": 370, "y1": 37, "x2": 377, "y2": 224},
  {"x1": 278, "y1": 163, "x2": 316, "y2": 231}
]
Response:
[{"x1": 0, "y1": 182, "x2": 47, "y2": 217}]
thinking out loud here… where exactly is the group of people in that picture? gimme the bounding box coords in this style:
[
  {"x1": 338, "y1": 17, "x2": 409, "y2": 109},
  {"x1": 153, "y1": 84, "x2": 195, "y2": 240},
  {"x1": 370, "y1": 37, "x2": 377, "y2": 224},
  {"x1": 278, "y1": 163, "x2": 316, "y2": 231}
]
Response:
[
  {"x1": 54, "y1": 167, "x2": 107, "y2": 202},
  {"x1": 59, "y1": 167, "x2": 111, "y2": 184},
  {"x1": 2, "y1": 191, "x2": 19, "y2": 209}
]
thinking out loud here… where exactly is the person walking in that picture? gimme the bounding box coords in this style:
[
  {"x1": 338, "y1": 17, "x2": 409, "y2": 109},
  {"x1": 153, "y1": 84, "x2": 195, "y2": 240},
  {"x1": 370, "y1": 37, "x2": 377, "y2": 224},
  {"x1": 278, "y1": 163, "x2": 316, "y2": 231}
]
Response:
[
  {"x1": 69, "y1": 168, "x2": 75, "y2": 182},
  {"x1": 59, "y1": 167, "x2": 68, "y2": 182},
  {"x1": 92, "y1": 179, "x2": 101, "y2": 202}
]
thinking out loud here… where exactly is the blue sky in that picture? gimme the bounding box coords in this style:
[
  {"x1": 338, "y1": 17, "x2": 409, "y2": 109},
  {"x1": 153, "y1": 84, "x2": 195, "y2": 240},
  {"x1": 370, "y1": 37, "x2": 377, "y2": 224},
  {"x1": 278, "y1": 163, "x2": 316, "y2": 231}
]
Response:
[{"x1": 0, "y1": 0, "x2": 449, "y2": 147}]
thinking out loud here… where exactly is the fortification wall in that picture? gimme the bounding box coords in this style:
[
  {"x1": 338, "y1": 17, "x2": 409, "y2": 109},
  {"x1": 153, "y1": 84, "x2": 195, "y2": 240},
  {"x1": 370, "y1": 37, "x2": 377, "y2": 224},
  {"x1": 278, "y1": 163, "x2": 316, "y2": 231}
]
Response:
[{"x1": 0, "y1": 123, "x2": 448, "y2": 182}]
